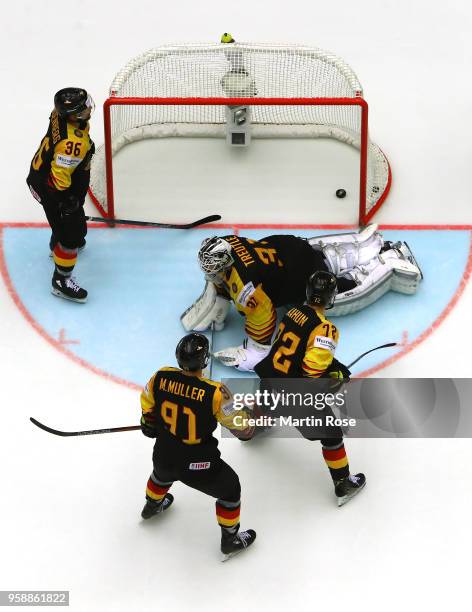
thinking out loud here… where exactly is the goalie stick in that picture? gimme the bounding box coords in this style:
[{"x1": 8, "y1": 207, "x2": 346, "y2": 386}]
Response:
[
  {"x1": 208, "y1": 322, "x2": 216, "y2": 380},
  {"x1": 85, "y1": 213, "x2": 221, "y2": 230}
]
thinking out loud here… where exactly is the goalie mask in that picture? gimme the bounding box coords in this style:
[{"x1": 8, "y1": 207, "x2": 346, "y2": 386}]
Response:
[
  {"x1": 306, "y1": 271, "x2": 338, "y2": 309},
  {"x1": 198, "y1": 236, "x2": 234, "y2": 281},
  {"x1": 175, "y1": 333, "x2": 210, "y2": 372}
]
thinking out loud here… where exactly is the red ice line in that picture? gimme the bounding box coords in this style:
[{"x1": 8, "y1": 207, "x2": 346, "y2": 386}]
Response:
[
  {"x1": 0, "y1": 222, "x2": 471, "y2": 387},
  {"x1": 356, "y1": 234, "x2": 472, "y2": 378},
  {"x1": 58, "y1": 328, "x2": 80, "y2": 345},
  {"x1": 3, "y1": 221, "x2": 472, "y2": 230},
  {"x1": 0, "y1": 227, "x2": 141, "y2": 391}
]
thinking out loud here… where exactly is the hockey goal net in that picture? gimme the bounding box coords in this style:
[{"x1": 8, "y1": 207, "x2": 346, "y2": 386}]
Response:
[{"x1": 89, "y1": 42, "x2": 391, "y2": 226}]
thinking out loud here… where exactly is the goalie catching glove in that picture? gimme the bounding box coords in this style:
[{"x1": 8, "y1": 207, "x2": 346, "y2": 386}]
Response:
[{"x1": 213, "y1": 337, "x2": 271, "y2": 372}]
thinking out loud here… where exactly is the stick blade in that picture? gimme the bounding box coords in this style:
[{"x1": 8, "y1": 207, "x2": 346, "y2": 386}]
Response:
[
  {"x1": 30, "y1": 417, "x2": 73, "y2": 436},
  {"x1": 185, "y1": 214, "x2": 221, "y2": 228}
]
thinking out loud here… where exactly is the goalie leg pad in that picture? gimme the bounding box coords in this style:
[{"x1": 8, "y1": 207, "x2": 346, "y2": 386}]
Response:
[
  {"x1": 308, "y1": 224, "x2": 384, "y2": 276},
  {"x1": 181, "y1": 282, "x2": 230, "y2": 332},
  {"x1": 329, "y1": 242, "x2": 422, "y2": 316},
  {"x1": 192, "y1": 296, "x2": 231, "y2": 332},
  {"x1": 309, "y1": 223, "x2": 379, "y2": 248}
]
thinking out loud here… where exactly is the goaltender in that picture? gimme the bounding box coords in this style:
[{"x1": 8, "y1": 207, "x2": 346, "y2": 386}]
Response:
[{"x1": 182, "y1": 227, "x2": 421, "y2": 371}]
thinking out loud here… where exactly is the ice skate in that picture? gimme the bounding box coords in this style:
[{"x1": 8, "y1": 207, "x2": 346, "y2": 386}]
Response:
[
  {"x1": 335, "y1": 473, "x2": 366, "y2": 507},
  {"x1": 51, "y1": 271, "x2": 88, "y2": 303},
  {"x1": 221, "y1": 528, "x2": 256, "y2": 561},
  {"x1": 141, "y1": 494, "x2": 174, "y2": 519}
]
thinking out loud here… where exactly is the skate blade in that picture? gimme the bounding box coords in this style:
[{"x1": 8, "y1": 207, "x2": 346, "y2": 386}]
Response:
[
  {"x1": 221, "y1": 549, "x2": 245, "y2": 562},
  {"x1": 337, "y1": 481, "x2": 366, "y2": 507},
  {"x1": 51, "y1": 288, "x2": 87, "y2": 303}
]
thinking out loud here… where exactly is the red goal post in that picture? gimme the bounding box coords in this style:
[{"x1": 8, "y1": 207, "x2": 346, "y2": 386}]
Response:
[{"x1": 88, "y1": 43, "x2": 392, "y2": 226}]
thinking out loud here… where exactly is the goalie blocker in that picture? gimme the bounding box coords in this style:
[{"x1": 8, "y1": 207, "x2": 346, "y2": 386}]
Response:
[{"x1": 181, "y1": 225, "x2": 422, "y2": 331}]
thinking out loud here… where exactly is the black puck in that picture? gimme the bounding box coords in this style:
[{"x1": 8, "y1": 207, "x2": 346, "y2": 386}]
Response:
[{"x1": 336, "y1": 189, "x2": 347, "y2": 199}]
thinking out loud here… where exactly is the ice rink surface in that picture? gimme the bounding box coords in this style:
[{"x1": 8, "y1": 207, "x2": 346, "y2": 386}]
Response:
[{"x1": 2, "y1": 2, "x2": 472, "y2": 611}]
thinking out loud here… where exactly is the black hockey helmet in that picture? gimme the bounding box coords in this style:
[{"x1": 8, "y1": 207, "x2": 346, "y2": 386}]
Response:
[
  {"x1": 175, "y1": 333, "x2": 210, "y2": 372},
  {"x1": 306, "y1": 271, "x2": 338, "y2": 309},
  {"x1": 54, "y1": 88, "x2": 94, "y2": 119}
]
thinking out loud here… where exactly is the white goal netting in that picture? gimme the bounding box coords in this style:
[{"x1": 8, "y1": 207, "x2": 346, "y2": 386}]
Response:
[{"x1": 89, "y1": 42, "x2": 390, "y2": 223}]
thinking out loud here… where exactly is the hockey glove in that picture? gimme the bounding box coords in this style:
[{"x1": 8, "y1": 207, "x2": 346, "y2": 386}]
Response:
[
  {"x1": 140, "y1": 415, "x2": 157, "y2": 438},
  {"x1": 325, "y1": 358, "x2": 351, "y2": 391},
  {"x1": 326, "y1": 358, "x2": 351, "y2": 380},
  {"x1": 58, "y1": 193, "x2": 80, "y2": 219}
]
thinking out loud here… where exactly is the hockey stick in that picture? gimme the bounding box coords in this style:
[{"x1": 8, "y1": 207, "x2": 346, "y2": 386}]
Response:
[
  {"x1": 201, "y1": 322, "x2": 216, "y2": 380},
  {"x1": 85, "y1": 214, "x2": 221, "y2": 230},
  {"x1": 30, "y1": 417, "x2": 140, "y2": 437},
  {"x1": 209, "y1": 323, "x2": 216, "y2": 381},
  {"x1": 347, "y1": 342, "x2": 397, "y2": 369}
]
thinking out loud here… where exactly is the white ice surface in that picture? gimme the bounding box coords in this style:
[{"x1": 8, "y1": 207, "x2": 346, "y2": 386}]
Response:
[{"x1": 1, "y1": 2, "x2": 472, "y2": 611}]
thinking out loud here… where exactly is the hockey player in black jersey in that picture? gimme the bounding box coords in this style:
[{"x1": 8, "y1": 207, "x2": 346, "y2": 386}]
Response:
[
  {"x1": 255, "y1": 271, "x2": 366, "y2": 507},
  {"x1": 27, "y1": 88, "x2": 95, "y2": 302},
  {"x1": 182, "y1": 228, "x2": 422, "y2": 371},
  {"x1": 140, "y1": 333, "x2": 256, "y2": 560}
]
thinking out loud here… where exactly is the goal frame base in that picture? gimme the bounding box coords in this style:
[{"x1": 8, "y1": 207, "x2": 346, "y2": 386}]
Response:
[{"x1": 88, "y1": 96, "x2": 391, "y2": 227}]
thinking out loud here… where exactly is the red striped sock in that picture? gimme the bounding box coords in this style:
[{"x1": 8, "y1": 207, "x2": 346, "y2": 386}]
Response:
[
  {"x1": 216, "y1": 499, "x2": 241, "y2": 531},
  {"x1": 145, "y1": 475, "x2": 172, "y2": 503},
  {"x1": 322, "y1": 442, "x2": 350, "y2": 482},
  {"x1": 53, "y1": 243, "x2": 77, "y2": 276}
]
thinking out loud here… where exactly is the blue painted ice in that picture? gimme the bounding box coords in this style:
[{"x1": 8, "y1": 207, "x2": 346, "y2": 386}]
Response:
[{"x1": 3, "y1": 227, "x2": 469, "y2": 386}]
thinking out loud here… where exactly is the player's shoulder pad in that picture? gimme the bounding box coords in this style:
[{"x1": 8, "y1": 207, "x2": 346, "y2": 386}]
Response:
[
  {"x1": 65, "y1": 122, "x2": 88, "y2": 142},
  {"x1": 199, "y1": 375, "x2": 222, "y2": 390},
  {"x1": 218, "y1": 382, "x2": 232, "y2": 402}
]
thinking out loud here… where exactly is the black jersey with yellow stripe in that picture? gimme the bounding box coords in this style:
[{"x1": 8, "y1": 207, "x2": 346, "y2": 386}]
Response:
[
  {"x1": 140, "y1": 367, "x2": 249, "y2": 461},
  {"x1": 220, "y1": 234, "x2": 324, "y2": 307},
  {"x1": 254, "y1": 304, "x2": 339, "y2": 378},
  {"x1": 216, "y1": 235, "x2": 327, "y2": 344},
  {"x1": 28, "y1": 110, "x2": 94, "y2": 197}
]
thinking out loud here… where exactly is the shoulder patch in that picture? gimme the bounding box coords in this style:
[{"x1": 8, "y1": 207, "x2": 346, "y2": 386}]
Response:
[
  {"x1": 236, "y1": 281, "x2": 256, "y2": 306},
  {"x1": 313, "y1": 335, "x2": 337, "y2": 354},
  {"x1": 74, "y1": 129, "x2": 83, "y2": 138}
]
